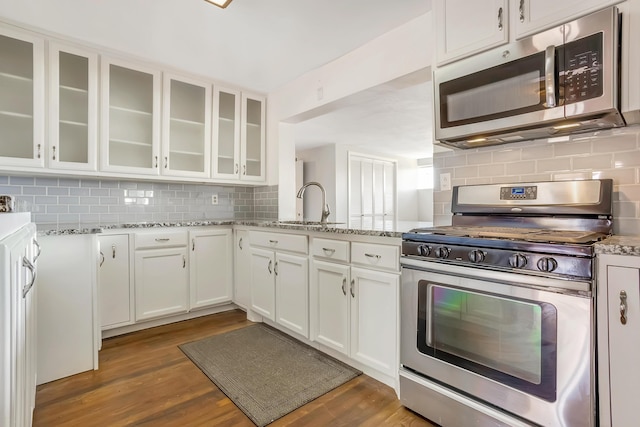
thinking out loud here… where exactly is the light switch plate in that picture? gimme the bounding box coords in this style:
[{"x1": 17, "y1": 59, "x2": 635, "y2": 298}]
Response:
[{"x1": 440, "y1": 173, "x2": 451, "y2": 191}]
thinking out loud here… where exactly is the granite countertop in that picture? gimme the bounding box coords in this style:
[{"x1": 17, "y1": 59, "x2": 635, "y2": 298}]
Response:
[
  {"x1": 595, "y1": 235, "x2": 640, "y2": 256},
  {"x1": 37, "y1": 220, "x2": 432, "y2": 238}
]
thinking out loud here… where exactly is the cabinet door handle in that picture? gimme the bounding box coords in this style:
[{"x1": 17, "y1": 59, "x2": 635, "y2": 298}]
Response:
[
  {"x1": 274, "y1": 261, "x2": 278, "y2": 276},
  {"x1": 268, "y1": 260, "x2": 272, "y2": 274},
  {"x1": 22, "y1": 256, "x2": 36, "y2": 298},
  {"x1": 243, "y1": 164, "x2": 246, "y2": 175},
  {"x1": 620, "y1": 290, "x2": 628, "y2": 325},
  {"x1": 235, "y1": 163, "x2": 239, "y2": 174},
  {"x1": 365, "y1": 253, "x2": 381, "y2": 260},
  {"x1": 37, "y1": 144, "x2": 41, "y2": 159},
  {"x1": 164, "y1": 156, "x2": 168, "y2": 169},
  {"x1": 99, "y1": 251, "x2": 105, "y2": 267},
  {"x1": 112, "y1": 244, "x2": 116, "y2": 258},
  {"x1": 350, "y1": 279, "x2": 355, "y2": 298},
  {"x1": 155, "y1": 155, "x2": 158, "y2": 168},
  {"x1": 497, "y1": 7, "x2": 503, "y2": 31},
  {"x1": 192, "y1": 238, "x2": 195, "y2": 251},
  {"x1": 33, "y1": 239, "x2": 41, "y2": 262},
  {"x1": 322, "y1": 248, "x2": 336, "y2": 256},
  {"x1": 52, "y1": 145, "x2": 57, "y2": 160},
  {"x1": 269, "y1": 240, "x2": 278, "y2": 245},
  {"x1": 155, "y1": 238, "x2": 170, "y2": 242},
  {"x1": 342, "y1": 277, "x2": 347, "y2": 296},
  {"x1": 238, "y1": 237, "x2": 243, "y2": 250},
  {"x1": 519, "y1": 0, "x2": 525, "y2": 23},
  {"x1": 183, "y1": 255, "x2": 186, "y2": 268}
]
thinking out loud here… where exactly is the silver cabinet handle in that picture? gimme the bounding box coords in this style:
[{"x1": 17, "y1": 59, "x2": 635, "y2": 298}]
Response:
[
  {"x1": 365, "y1": 253, "x2": 381, "y2": 260},
  {"x1": 269, "y1": 239, "x2": 278, "y2": 245},
  {"x1": 342, "y1": 277, "x2": 347, "y2": 296},
  {"x1": 268, "y1": 259, "x2": 272, "y2": 274},
  {"x1": 235, "y1": 163, "x2": 239, "y2": 174},
  {"x1": 155, "y1": 155, "x2": 158, "y2": 168},
  {"x1": 243, "y1": 164, "x2": 246, "y2": 175},
  {"x1": 192, "y1": 238, "x2": 195, "y2": 251},
  {"x1": 350, "y1": 279, "x2": 355, "y2": 298},
  {"x1": 322, "y1": 248, "x2": 336, "y2": 256},
  {"x1": 620, "y1": 290, "x2": 628, "y2": 325},
  {"x1": 183, "y1": 255, "x2": 186, "y2": 268},
  {"x1": 155, "y1": 238, "x2": 170, "y2": 242},
  {"x1": 112, "y1": 244, "x2": 116, "y2": 258},
  {"x1": 37, "y1": 143, "x2": 41, "y2": 159},
  {"x1": 274, "y1": 261, "x2": 278, "y2": 276},
  {"x1": 497, "y1": 7, "x2": 503, "y2": 31},
  {"x1": 164, "y1": 156, "x2": 168, "y2": 169},
  {"x1": 99, "y1": 251, "x2": 105, "y2": 267},
  {"x1": 33, "y1": 239, "x2": 41, "y2": 262},
  {"x1": 238, "y1": 237, "x2": 243, "y2": 250},
  {"x1": 22, "y1": 256, "x2": 36, "y2": 298},
  {"x1": 519, "y1": 0, "x2": 525, "y2": 23},
  {"x1": 52, "y1": 145, "x2": 57, "y2": 160},
  {"x1": 544, "y1": 45, "x2": 556, "y2": 108}
]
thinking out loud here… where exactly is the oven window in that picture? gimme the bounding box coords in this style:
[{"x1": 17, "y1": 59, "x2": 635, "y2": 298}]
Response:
[{"x1": 417, "y1": 281, "x2": 557, "y2": 402}]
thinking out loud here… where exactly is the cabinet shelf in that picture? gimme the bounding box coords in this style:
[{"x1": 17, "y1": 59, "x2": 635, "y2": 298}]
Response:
[
  {"x1": 110, "y1": 105, "x2": 152, "y2": 116},
  {"x1": 0, "y1": 71, "x2": 32, "y2": 83},
  {"x1": 110, "y1": 138, "x2": 152, "y2": 147},
  {"x1": 0, "y1": 110, "x2": 32, "y2": 119},
  {"x1": 170, "y1": 149, "x2": 204, "y2": 156},
  {"x1": 60, "y1": 119, "x2": 88, "y2": 127},
  {"x1": 217, "y1": 155, "x2": 235, "y2": 160},
  {"x1": 218, "y1": 116, "x2": 234, "y2": 123},
  {"x1": 170, "y1": 117, "x2": 205, "y2": 126},
  {"x1": 60, "y1": 84, "x2": 88, "y2": 94},
  {"x1": 246, "y1": 158, "x2": 261, "y2": 163},
  {"x1": 246, "y1": 122, "x2": 261, "y2": 128}
]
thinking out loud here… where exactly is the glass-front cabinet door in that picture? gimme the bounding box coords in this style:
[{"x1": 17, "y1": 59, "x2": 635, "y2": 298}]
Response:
[
  {"x1": 48, "y1": 42, "x2": 98, "y2": 171},
  {"x1": 100, "y1": 57, "x2": 161, "y2": 175},
  {"x1": 240, "y1": 93, "x2": 265, "y2": 182},
  {"x1": 212, "y1": 87, "x2": 241, "y2": 179},
  {"x1": 162, "y1": 73, "x2": 211, "y2": 178},
  {"x1": 0, "y1": 27, "x2": 44, "y2": 168}
]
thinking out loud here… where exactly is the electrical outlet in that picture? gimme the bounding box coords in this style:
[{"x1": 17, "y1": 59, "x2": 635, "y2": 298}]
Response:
[
  {"x1": 440, "y1": 173, "x2": 452, "y2": 191},
  {"x1": 211, "y1": 194, "x2": 218, "y2": 205}
]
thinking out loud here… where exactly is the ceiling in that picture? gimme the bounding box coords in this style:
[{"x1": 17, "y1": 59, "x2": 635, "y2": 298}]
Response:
[{"x1": 0, "y1": 0, "x2": 436, "y2": 159}]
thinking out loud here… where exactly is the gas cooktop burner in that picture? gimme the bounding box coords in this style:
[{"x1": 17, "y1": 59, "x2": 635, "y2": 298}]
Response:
[{"x1": 409, "y1": 226, "x2": 607, "y2": 245}]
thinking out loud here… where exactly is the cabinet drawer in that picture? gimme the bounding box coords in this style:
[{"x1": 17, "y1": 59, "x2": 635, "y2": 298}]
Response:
[
  {"x1": 250, "y1": 231, "x2": 308, "y2": 254},
  {"x1": 312, "y1": 238, "x2": 349, "y2": 262},
  {"x1": 351, "y1": 241, "x2": 399, "y2": 271},
  {"x1": 134, "y1": 230, "x2": 188, "y2": 250}
]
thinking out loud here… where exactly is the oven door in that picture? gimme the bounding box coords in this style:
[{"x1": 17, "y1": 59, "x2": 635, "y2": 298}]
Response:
[{"x1": 400, "y1": 258, "x2": 595, "y2": 427}]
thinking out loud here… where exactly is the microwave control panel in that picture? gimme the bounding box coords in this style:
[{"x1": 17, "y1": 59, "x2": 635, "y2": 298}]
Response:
[{"x1": 563, "y1": 32, "x2": 603, "y2": 104}]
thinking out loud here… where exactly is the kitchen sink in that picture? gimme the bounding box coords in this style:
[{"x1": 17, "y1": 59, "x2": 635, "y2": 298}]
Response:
[{"x1": 275, "y1": 220, "x2": 345, "y2": 227}]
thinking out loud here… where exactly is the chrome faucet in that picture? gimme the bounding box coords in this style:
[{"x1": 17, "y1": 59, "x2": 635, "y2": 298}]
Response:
[{"x1": 296, "y1": 182, "x2": 331, "y2": 225}]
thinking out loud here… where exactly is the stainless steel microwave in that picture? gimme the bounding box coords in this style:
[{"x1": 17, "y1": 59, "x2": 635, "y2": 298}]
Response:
[{"x1": 434, "y1": 7, "x2": 624, "y2": 149}]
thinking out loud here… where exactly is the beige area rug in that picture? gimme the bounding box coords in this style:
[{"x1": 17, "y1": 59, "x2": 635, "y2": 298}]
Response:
[{"x1": 179, "y1": 323, "x2": 361, "y2": 426}]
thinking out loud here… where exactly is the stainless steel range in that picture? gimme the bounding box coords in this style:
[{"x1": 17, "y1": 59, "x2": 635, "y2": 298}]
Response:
[{"x1": 399, "y1": 179, "x2": 612, "y2": 427}]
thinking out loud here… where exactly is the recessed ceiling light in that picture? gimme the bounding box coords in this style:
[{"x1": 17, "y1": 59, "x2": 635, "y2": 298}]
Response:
[{"x1": 204, "y1": 0, "x2": 233, "y2": 8}]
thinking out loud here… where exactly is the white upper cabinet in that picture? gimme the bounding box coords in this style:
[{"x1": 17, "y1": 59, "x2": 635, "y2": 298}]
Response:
[
  {"x1": 212, "y1": 87, "x2": 241, "y2": 179},
  {"x1": 100, "y1": 57, "x2": 161, "y2": 175},
  {"x1": 434, "y1": 0, "x2": 508, "y2": 66},
  {"x1": 240, "y1": 93, "x2": 266, "y2": 182},
  {"x1": 162, "y1": 73, "x2": 211, "y2": 179},
  {"x1": 0, "y1": 26, "x2": 45, "y2": 168},
  {"x1": 514, "y1": 0, "x2": 623, "y2": 39},
  {"x1": 48, "y1": 42, "x2": 98, "y2": 172}
]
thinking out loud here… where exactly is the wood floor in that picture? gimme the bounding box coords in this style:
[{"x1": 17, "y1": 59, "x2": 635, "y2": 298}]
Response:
[{"x1": 33, "y1": 309, "x2": 435, "y2": 426}]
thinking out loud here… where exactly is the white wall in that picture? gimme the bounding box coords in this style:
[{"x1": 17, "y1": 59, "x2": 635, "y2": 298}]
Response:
[{"x1": 269, "y1": 11, "x2": 433, "y2": 219}]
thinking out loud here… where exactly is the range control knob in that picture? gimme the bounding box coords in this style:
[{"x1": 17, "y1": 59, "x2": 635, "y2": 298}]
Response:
[
  {"x1": 508, "y1": 253, "x2": 528, "y2": 269},
  {"x1": 418, "y1": 245, "x2": 431, "y2": 257},
  {"x1": 468, "y1": 249, "x2": 486, "y2": 263},
  {"x1": 435, "y1": 247, "x2": 451, "y2": 259},
  {"x1": 537, "y1": 257, "x2": 558, "y2": 272}
]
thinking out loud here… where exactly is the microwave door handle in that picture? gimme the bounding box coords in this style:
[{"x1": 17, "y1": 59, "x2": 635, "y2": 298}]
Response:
[{"x1": 545, "y1": 45, "x2": 557, "y2": 108}]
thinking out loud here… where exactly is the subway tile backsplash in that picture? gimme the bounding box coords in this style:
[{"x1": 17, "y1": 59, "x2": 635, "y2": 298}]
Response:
[
  {"x1": 433, "y1": 127, "x2": 640, "y2": 236},
  {"x1": 0, "y1": 176, "x2": 279, "y2": 229}
]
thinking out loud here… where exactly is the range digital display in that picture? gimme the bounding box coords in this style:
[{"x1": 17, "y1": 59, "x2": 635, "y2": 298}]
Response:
[{"x1": 511, "y1": 187, "x2": 525, "y2": 195}]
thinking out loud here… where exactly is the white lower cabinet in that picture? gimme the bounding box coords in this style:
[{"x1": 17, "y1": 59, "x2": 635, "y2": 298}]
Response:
[
  {"x1": 189, "y1": 228, "x2": 233, "y2": 310},
  {"x1": 98, "y1": 234, "x2": 132, "y2": 329},
  {"x1": 597, "y1": 254, "x2": 640, "y2": 427},
  {"x1": 134, "y1": 230, "x2": 189, "y2": 321},
  {"x1": 249, "y1": 231, "x2": 309, "y2": 338},
  {"x1": 233, "y1": 229, "x2": 251, "y2": 309},
  {"x1": 311, "y1": 238, "x2": 399, "y2": 379}
]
